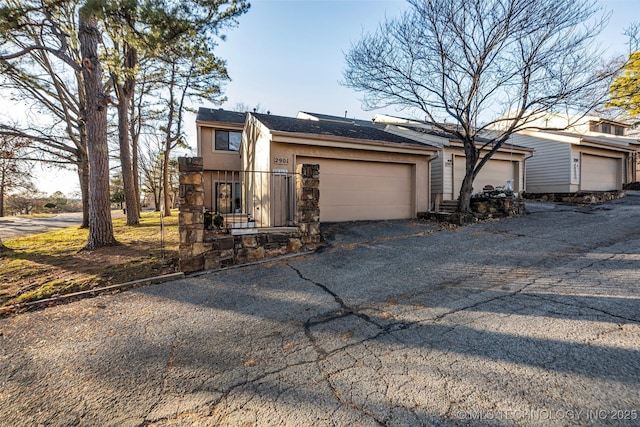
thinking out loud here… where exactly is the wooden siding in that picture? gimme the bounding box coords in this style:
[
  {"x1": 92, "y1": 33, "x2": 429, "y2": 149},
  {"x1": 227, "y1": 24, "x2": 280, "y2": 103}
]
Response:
[
  {"x1": 510, "y1": 133, "x2": 572, "y2": 193},
  {"x1": 431, "y1": 151, "x2": 444, "y2": 196}
]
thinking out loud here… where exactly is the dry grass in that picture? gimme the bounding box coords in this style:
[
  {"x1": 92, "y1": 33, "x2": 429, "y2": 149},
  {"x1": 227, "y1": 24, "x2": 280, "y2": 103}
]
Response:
[{"x1": 0, "y1": 211, "x2": 179, "y2": 307}]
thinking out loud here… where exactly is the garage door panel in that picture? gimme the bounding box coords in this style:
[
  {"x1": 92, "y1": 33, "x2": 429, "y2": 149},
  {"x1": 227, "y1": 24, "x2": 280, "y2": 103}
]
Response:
[
  {"x1": 297, "y1": 157, "x2": 413, "y2": 222},
  {"x1": 454, "y1": 157, "x2": 514, "y2": 197},
  {"x1": 581, "y1": 155, "x2": 618, "y2": 191}
]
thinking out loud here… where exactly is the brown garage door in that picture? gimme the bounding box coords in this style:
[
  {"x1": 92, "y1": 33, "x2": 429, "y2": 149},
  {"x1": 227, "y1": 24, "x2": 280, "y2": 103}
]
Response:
[
  {"x1": 454, "y1": 157, "x2": 514, "y2": 196},
  {"x1": 581, "y1": 154, "x2": 619, "y2": 191},
  {"x1": 297, "y1": 157, "x2": 414, "y2": 222}
]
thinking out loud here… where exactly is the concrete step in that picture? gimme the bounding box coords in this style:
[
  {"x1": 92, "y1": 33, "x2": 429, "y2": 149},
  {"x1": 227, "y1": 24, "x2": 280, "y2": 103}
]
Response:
[{"x1": 221, "y1": 213, "x2": 254, "y2": 228}]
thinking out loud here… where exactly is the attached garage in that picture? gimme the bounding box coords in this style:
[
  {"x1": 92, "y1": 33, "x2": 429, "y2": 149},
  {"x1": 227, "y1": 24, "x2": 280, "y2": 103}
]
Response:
[
  {"x1": 297, "y1": 157, "x2": 414, "y2": 222},
  {"x1": 580, "y1": 154, "x2": 620, "y2": 191},
  {"x1": 454, "y1": 156, "x2": 517, "y2": 196}
]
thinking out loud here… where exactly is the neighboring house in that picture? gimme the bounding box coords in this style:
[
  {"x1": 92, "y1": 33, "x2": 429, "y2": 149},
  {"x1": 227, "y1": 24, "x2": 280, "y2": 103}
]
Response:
[
  {"x1": 509, "y1": 115, "x2": 639, "y2": 193},
  {"x1": 368, "y1": 114, "x2": 533, "y2": 208},
  {"x1": 196, "y1": 108, "x2": 438, "y2": 224},
  {"x1": 243, "y1": 112, "x2": 438, "y2": 223}
]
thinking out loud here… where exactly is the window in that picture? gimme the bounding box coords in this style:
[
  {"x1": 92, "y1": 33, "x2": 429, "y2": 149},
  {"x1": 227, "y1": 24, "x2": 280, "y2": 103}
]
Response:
[
  {"x1": 601, "y1": 124, "x2": 611, "y2": 134},
  {"x1": 614, "y1": 126, "x2": 624, "y2": 136},
  {"x1": 215, "y1": 130, "x2": 241, "y2": 151}
]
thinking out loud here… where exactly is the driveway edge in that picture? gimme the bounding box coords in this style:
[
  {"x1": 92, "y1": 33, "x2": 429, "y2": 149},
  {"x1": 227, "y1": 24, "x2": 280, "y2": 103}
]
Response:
[{"x1": 0, "y1": 272, "x2": 185, "y2": 316}]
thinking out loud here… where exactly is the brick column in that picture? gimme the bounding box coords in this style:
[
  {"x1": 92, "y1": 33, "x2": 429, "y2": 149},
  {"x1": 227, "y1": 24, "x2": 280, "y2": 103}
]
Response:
[
  {"x1": 178, "y1": 157, "x2": 206, "y2": 272},
  {"x1": 296, "y1": 164, "x2": 321, "y2": 247}
]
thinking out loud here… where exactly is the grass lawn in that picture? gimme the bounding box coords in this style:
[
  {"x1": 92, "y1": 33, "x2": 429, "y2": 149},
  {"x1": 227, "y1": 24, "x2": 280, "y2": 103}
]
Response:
[{"x1": 0, "y1": 211, "x2": 179, "y2": 307}]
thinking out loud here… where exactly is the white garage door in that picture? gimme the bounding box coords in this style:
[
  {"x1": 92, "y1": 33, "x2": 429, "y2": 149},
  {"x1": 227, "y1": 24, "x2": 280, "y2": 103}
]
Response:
[
  {"x1": 297, "y1": 157, "x2": 414, "y2": 222},
  {"x1": 581, "y1": 154, "x2": 619, "y2": 191},
  {"x1": 454, "y1": 157, "x2": 514, "y2": 196}
]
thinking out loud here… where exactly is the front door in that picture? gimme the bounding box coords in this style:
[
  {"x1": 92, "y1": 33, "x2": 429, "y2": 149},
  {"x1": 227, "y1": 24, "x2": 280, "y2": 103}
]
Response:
[{"x1": 216, "y1": 183, "x2": 232, "y2": 214}]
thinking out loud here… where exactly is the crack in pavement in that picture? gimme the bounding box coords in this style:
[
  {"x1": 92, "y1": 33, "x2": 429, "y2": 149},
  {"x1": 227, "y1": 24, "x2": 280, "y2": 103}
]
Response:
[
  {"x1": 526, "y1": 293, "x2": 640, "y2": 324},
  {"x1": 163, "y1": 224, "x2": 640, "y2": 424}
]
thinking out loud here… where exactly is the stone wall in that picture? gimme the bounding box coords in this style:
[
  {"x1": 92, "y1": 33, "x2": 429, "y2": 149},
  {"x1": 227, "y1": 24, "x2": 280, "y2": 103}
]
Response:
[
  {"x1": 523, "y1": 191, "x2": 626, "y2": 204},
  {"x1": 178, "y1": 158, "x2": 321, "y2": 273},
  {"x1": 470, "y1": 196, "x2": 525, "y2": 219},
  {"x1": 418, "y1": 196, "x2": 525, "y2": 224}
]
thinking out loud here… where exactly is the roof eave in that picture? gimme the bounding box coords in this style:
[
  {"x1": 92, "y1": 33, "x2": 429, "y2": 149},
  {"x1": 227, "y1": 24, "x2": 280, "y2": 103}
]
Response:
[{"x1": 269, "y1": 130, "x2": 438, "y2": 155}]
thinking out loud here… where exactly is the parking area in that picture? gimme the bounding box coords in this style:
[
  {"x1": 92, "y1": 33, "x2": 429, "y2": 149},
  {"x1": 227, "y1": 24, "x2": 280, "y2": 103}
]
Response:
[{"x1": 1, "y1": 196, "x2": 639, "y2": 426}]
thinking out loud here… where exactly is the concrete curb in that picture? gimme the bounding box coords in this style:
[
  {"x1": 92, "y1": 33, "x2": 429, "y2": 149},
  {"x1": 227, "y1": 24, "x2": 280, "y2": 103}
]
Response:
[{"x1": 0, "y1": 272, "x2": 185, "y2": 316}]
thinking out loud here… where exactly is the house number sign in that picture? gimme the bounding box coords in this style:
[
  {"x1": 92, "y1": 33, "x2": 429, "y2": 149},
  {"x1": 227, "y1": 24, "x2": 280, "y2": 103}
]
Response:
[{"x1": 273, "y1": 157, "x2": 289, "y2": 165}]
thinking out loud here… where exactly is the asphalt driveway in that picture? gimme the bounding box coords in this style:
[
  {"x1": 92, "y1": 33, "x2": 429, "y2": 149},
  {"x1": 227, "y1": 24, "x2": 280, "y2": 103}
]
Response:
[{"x1": 1, "y1": 196, "x2": 639, "y2": 426}]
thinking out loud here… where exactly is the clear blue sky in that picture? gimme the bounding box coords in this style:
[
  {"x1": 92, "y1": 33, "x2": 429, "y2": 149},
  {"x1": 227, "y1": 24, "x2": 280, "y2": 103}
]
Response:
[
  {"x1": 36, "y1": 0, "x2": 640, "y2": 196},
  {"x1": 204, "y1": 0, "x2": 638, "y2": 120},
  {"x1": 211, "y1": 0, "x2": 410, "y2": 119}
]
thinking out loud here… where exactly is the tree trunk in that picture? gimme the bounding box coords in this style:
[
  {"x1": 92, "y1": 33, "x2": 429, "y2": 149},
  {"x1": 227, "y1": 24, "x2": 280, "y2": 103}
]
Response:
[
  {"x1": 117, "y1": 93, "x2": 139, "y2": 225},
  {"x1": 129, "y1": 90, "x2": 141, "y2": 218},
  {"x1": 114, "y1": 43, "x2": 139, "y2": 226},
  {"x1": 131, "y1": 125, "x2": 140, "y2": 217},
  {"x1": 79, "y1": 8, "x2": 115, "y2": 250},
  {"x1": 76, "y1": 66, "x2": 89, "y2": 228},
  {"x1": 77, "y1": 150, "x2": 90, "y2": 228},
  {"x1": 0, "y1": 168, "x2": 5, "y2": 217},
  {"x1": 457, "y1": 173, "x2": 474, "y2": 214},
  {"x1": 162, "y1": 148, "x2": 171, "y2": 216},
  {"x1": 457, "y1": 142, "x2": 479, "y2": 214}
]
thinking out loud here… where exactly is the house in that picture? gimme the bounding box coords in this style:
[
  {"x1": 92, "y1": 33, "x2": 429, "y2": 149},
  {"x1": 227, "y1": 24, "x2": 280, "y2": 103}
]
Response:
[
  {"x1": 196, "y1": 108, "x2": 438, "y2": 224},
  {"x1": 195, "y1": 108, "x2": 246, "y2": 216},
  {"x1": 363, "y1": 114, "x2": 533, "y2": 209},
  {"x1": 508, "y1": 115, "x2": 639, "y2": 193}
]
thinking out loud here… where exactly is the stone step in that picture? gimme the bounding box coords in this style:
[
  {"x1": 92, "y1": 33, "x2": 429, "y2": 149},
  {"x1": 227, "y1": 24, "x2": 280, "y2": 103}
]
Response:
[{"x1": 438, "y1": 200, "x2": 458, "y2": 213}]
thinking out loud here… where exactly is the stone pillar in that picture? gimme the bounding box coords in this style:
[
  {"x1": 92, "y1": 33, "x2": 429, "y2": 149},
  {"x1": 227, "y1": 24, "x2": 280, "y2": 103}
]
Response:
[
  {"x1": 178, "y1": 157, "x2": 206, "y2": 273},
  {"x1": 296, "y1": 164, "x2": 321, "y2": 248}
]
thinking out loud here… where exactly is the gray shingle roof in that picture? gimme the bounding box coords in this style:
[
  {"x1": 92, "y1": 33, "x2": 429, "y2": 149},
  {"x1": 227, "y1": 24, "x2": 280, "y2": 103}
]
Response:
[
  {"x1": 253, "y1": 113, "x2": 433, "y2": 148},
  {"x1": 196, "y1": 107, "x2": 246, "y2": 124},
  {"x1": 404, "y1": 125, "x2": 532, "y2": 151},
  {"x1": 298, "y1": 111, "x2": 379, "y2": 128}
]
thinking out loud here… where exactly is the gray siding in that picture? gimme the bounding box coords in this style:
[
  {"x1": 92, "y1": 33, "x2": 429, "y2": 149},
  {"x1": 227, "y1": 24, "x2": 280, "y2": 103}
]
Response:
[
  {"x1": 511, "y1": 134, "x2": 572, "y2": 193},
  {"x1": 431, "y1": 151, "x2": 444, "y2": 195}
]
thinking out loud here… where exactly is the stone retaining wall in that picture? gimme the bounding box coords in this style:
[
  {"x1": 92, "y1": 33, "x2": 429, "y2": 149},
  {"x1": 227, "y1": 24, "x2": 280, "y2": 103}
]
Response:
[
  {"x1": 419, "y1": 196, "x2": 525, "y2": 224},
  {"x1": 178, "y1": 158, "x2": 321, "y2": 273},
  {"x1": 523, "y1": 191, "x2": 626, "y2": 204},
  {"x1": 471, "y1": 196, "x2": 525, "y2": 219}
]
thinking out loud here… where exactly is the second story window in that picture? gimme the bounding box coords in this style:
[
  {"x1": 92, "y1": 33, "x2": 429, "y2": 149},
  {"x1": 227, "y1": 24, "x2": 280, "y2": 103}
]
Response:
[{"x1": 215, "y1": 130, "x2": 241, "y2": 151}]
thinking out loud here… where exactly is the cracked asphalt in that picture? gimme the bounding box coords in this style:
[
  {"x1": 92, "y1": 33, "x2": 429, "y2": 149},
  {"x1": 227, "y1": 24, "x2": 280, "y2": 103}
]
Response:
[{"x1": 1, "y1": 196, "x2": 640, "y2": 426}]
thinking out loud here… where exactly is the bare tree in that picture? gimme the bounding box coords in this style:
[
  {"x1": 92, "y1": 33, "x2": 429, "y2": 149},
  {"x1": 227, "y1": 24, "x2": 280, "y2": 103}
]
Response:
[
  {"x1": 344, "y1": 0, "x2": 613, "y2": 214},
  {"x1": 0, "y1": 134, "x2": 33, "y2": 217},
  {"x1": 1, "y1": 0, "x2": 116, "y2": 248},
  {"x1": 233, "y1": 102, "x2": 268, "y2": 113},
  {"x1": 624, "y1": 22, "x2": 640, "y2": 54},
  {"x1": 0, "y1": 0, "x2": 90, "y2": 228},
  {"x1": 106, "y1": 38, "x2": 140, "y2": 225},
  {"x1": 154, "y1": 39, "x2": 229, "y2": 215}
]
